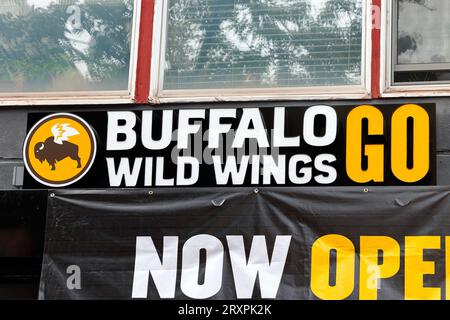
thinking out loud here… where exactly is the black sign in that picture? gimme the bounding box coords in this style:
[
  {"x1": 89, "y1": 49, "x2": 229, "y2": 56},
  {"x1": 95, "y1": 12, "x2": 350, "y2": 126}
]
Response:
[
  {"x1": 40, "y1": 187, "x2": 450, "y2": 300},
  {"x1": 24, "y1": 104, "x2": 436, "y2": 188}
]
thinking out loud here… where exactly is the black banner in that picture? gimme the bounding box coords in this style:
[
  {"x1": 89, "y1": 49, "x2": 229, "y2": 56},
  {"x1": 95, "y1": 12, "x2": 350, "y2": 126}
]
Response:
[
  {"x1": 40, "y1": 187, "x2": 450, "y2": 300},
  {"x1": 24, "y1": 104, "x2": 436, "y2": 188}
]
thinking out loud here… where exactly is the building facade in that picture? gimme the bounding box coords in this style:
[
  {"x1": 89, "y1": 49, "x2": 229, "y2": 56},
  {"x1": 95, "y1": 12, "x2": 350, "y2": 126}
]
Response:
[{"x1": 1, "y1": 0, "x2": 450, "y2": 300}]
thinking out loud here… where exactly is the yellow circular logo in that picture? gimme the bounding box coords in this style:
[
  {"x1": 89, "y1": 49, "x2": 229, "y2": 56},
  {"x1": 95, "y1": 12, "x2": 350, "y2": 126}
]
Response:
[{"x1": 23, "y1": 113, "x2": 97, "y2": 187}]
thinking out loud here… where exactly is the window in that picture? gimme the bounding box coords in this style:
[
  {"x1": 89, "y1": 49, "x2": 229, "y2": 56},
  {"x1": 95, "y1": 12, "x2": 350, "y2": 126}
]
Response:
[
  {"x1": 152, "y1": 0, "x2": 370, "y2": 101},
  {"x1": 2, "y1": 1, "x2": 447, "y2": 104},
  {"x1": 391, "y1": 0, "x2": 450, "y2": 85},
  {"x1": 0, "y1": 0, "x2": 137, "y2": 97}
]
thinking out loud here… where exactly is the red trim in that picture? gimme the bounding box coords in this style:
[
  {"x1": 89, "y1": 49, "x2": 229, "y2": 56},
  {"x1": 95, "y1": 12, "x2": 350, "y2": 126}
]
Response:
[
  {"x1": 134, "y1": 0, "x2": 154, "y2": 104},
  {"x1": 371, "y1": 0, "x2": 381, "y2": 99}
]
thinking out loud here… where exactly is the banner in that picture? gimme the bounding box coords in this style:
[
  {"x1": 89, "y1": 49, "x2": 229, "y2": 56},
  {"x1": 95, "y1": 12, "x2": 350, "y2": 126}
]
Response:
[
  {"x1": 24, "y1": 104, "x2": 436, "y2": 188},
  {"x1": 40, "y1": 187, "x2": 450, "y2": 300}
]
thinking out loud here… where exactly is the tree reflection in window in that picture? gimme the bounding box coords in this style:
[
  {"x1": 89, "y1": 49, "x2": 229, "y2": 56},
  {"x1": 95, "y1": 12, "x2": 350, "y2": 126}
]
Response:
[
  {"x1": 395, "y1": 0, "x2": 450, "y2": 83},
  {"x1": 0, "y1": 0, "x2": 134, "y2": 92},
  {"x1": 164, "y1": 0, "x2": 363, "y2": 90}
]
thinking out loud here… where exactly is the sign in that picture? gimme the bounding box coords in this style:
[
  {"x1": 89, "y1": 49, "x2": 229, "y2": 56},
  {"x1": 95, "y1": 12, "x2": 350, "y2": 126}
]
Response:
[
  {"x1": 24, "y1": 104, "x2": 436, "y2": 188},
  {"x1": 23, "y1": 113, "x2": 97, "y2": 187},
  {"x1": 40, "y1": 187, "x2": 450, "y2": 300}
]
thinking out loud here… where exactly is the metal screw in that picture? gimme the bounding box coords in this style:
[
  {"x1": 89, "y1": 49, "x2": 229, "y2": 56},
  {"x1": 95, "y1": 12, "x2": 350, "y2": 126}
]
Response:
[
  {"x1": 50, "y1": 193, "x2": 55, "y2": 198},
  {"x1": 363, "y1": 188, "x2": 369, "y2": 193},
  {"x1": 254, "y1": 188, "x2": 259, "y2": 194},
  {"x1": 148, "y1": 190, "x2": 154, "y2": 196}
]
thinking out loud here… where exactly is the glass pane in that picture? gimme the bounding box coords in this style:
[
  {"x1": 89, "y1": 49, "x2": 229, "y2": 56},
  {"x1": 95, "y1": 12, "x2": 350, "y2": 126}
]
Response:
[
  {"x1": 0, "y1": 0, "x2": 134, "y2": 93},
  {"x1": 397, "y1": 0, "x2": 450, "y2": 65},
  {"x1": 163, "y1": 0, "x2": 363, "y2": 90},
  {"x1": 394, "y1": 70, "x2": 450, "y2": 83}
]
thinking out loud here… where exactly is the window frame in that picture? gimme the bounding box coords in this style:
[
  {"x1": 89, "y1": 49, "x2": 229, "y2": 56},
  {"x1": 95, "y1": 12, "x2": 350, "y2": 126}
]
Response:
[
  {"x1": 149, "y1": 0, "x2": 373, "y2": 104},
  {"x1": 381, "y1": 0, "x2": 450, "y2": 97},
  {"x1": 0, "y1": 0, "x2": 142, "y2": 106}
]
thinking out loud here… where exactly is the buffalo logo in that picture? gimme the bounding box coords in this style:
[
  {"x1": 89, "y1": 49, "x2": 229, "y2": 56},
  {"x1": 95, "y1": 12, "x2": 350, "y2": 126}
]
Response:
[
  {"x1": 34, "y1": 124, "x2": 82, "y2": 171},
  {"x1": 23, "y1": 113, "x2": 96, "y2": 187}
]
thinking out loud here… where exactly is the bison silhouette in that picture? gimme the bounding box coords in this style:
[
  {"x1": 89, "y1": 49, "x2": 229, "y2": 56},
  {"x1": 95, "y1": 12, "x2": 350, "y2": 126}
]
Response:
[{"x1": 34, "y1": 123, "x2": 82, "y2": 171}]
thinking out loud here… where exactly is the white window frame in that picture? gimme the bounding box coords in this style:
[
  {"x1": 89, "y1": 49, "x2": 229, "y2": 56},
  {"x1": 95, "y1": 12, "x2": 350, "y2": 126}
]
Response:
[
  {"x1": 0, "y1": 0, "x2": 142, "y2": 106},
  {"x1": 381, "y1": 0, "x2": 450, "y2": 97},
  {"x1": 150, "y1": 0, "x2": 372, "y2": 104}
]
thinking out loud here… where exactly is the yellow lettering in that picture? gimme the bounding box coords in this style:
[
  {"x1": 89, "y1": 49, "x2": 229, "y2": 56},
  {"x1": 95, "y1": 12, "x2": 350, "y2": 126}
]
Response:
[
  {"x1": 346, "y1": 105, "x2": 384, "y2": 183},
  {"x1": 311, "y1": 234, "x2": 355, "y2": 300},
  {"x1": 391, "y1": 104, "x2": 429, "y2": 183},
  {"x1": 359, "y1": 236, "x2": 400, "y2": 300},
  {"x1": 405, "y1": 236, "x2": 441, "y2": 300}
]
